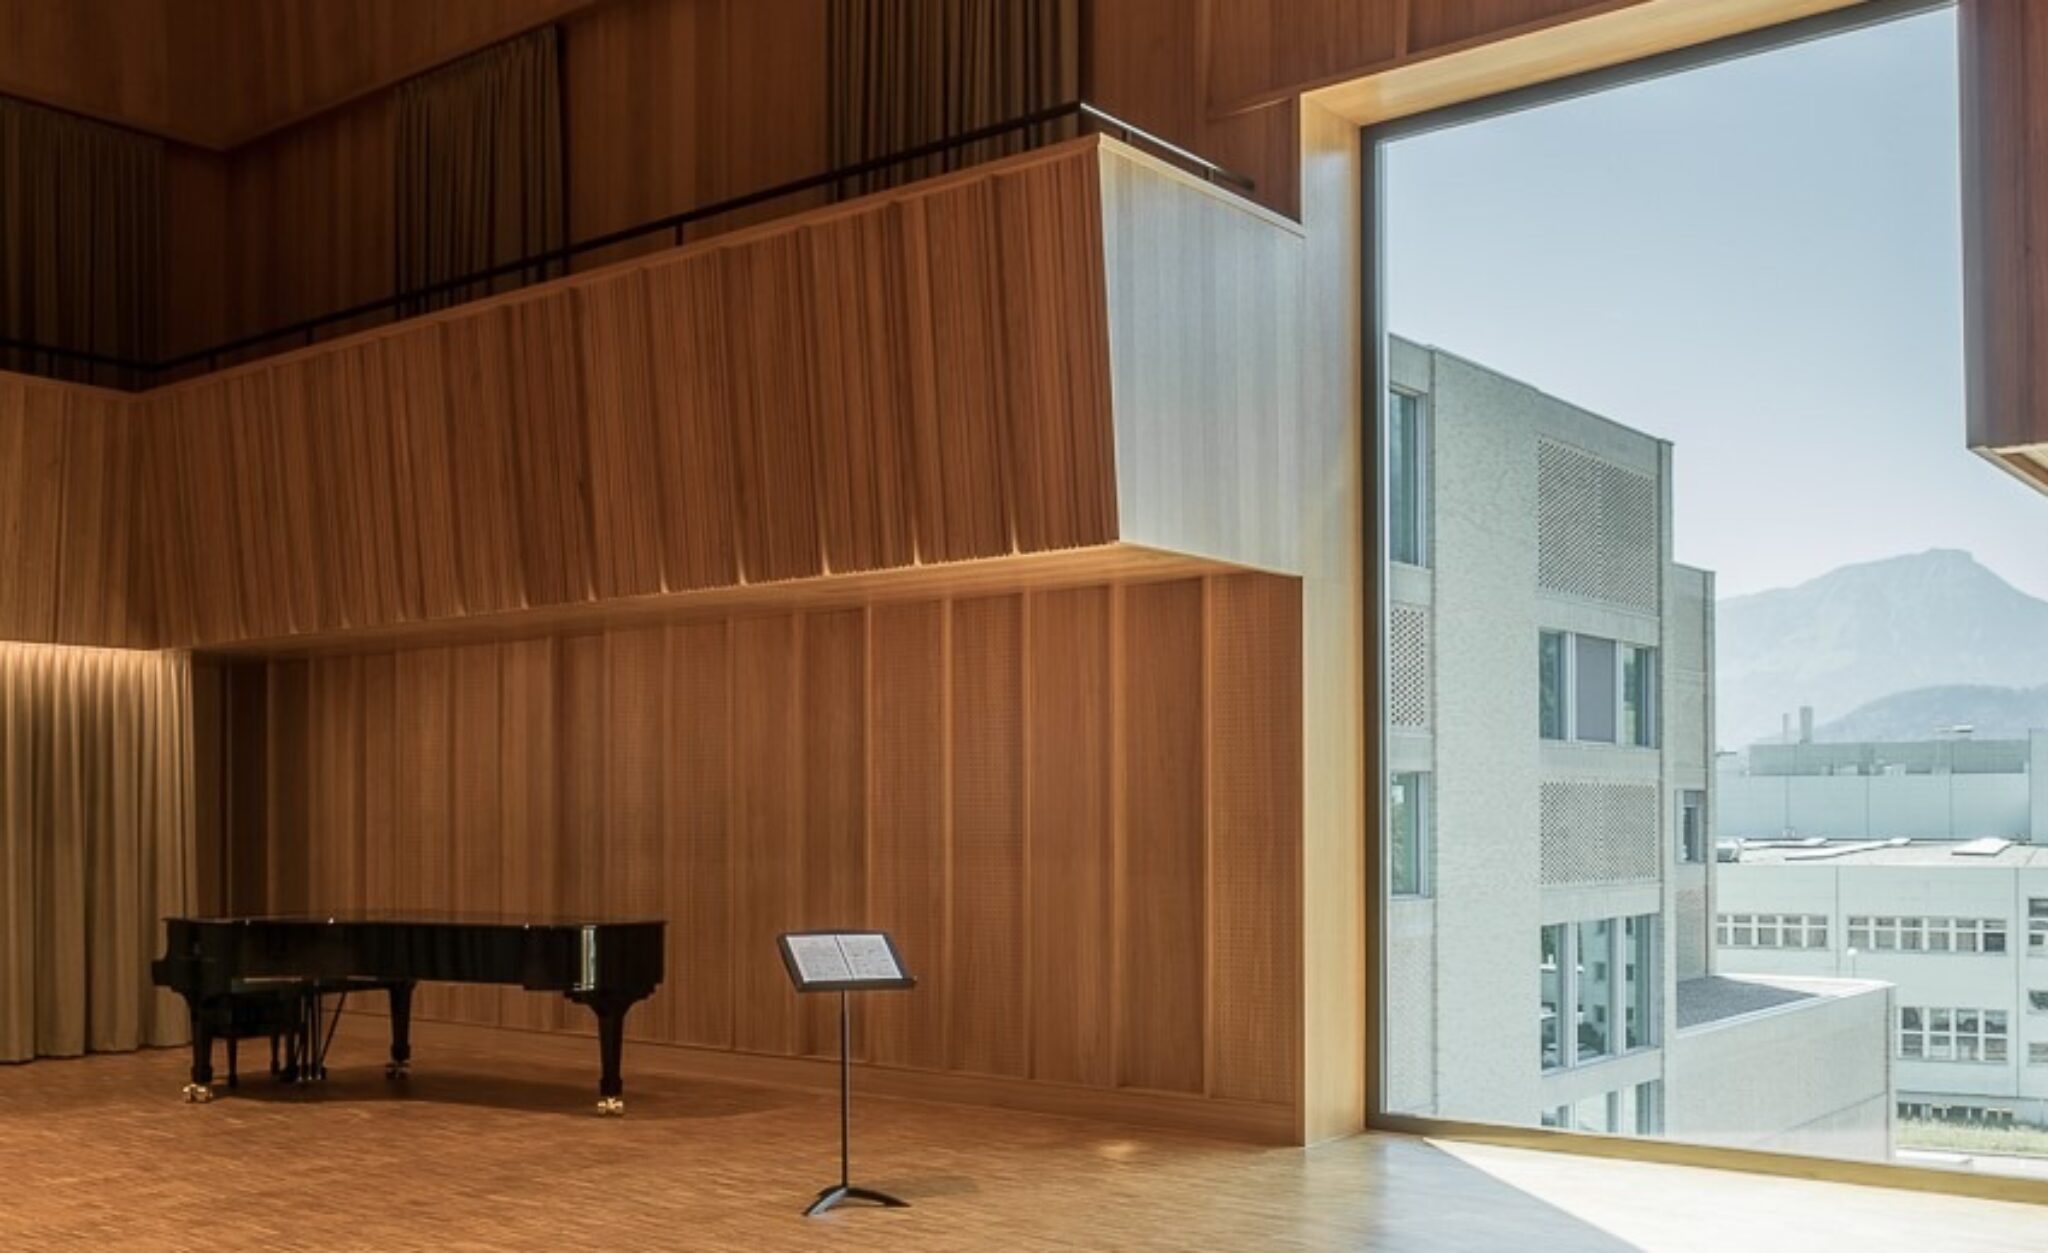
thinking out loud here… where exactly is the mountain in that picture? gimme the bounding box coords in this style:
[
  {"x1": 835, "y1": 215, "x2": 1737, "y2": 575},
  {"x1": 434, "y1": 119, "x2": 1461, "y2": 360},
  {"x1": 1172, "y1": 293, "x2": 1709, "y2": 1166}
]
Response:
[
  {"x1": 1813, "y1": 684, "x2": 2048, "y2": 743},
  {"x1": 1715, "y1": 550, "x2": 2048, "y2": 749}
]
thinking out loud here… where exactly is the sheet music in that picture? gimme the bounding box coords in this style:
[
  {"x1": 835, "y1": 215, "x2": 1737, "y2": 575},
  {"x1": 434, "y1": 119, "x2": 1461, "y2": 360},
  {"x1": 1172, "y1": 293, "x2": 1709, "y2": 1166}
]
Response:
[
  {"x1": 786, "y1": 934, "x2": 854, "y2": 984},
  {"x1": 836, "y1": 934, "x2": 902, "y2": 982}
]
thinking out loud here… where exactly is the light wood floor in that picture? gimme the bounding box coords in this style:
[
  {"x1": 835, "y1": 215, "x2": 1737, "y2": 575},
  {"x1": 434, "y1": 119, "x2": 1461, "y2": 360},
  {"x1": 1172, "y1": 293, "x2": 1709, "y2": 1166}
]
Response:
[{"x1": 0, "y1": 1019, "x2": 2041, "y2": 1251}]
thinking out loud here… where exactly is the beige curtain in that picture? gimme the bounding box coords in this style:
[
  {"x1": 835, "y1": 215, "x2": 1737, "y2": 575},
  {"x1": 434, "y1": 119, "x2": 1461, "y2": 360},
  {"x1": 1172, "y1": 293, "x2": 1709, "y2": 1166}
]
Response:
[
  {"x1": 828, "y1": 0, "x2": 1081, "y2": 197},
  {"x1": 0, "y1": 645, "x2": 194, "y2": 1063},
  {"x1": 396, "y1": 27, "x2": 565, "y2": 313},
  {"x1": 0, "y1": 96, "x2": 162, "y2": 388}
]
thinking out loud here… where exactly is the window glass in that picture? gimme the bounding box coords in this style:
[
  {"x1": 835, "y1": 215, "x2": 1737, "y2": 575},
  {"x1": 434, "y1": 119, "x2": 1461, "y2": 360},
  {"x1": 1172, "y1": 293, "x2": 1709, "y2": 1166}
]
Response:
[
  {"x1": 1677, "y1": 791, "x2": 1706, "y2": 864},
  {"x1": 1621, "y1": 645, "x2": 1656, "y2": 747},
  {"x1": 1390, "y1": 772, "x2": 1427, "y2": 897},
  {"x1": 1573, "y1": 636, "x2": 1617, "y2": 743},
  {"x1": 2029, "y1": 990, "x2": 2048, "y2": 1013},
  {"x1": 1540, "y1": 925, "x2": 1565, "y2": 1071},
  {"x1": 1389, "y1": 390, "x2": 1425, "y2": 566},
  {"x1": 1539, "y1": 631, "x2": 1568, "y2": 740},
  {"x1": 1624, "y1": 915, "x2": 1655, "y2": 1050},
  {"x1": 1577, "y1": 919, "x2": 1613, "y2": 1060}
]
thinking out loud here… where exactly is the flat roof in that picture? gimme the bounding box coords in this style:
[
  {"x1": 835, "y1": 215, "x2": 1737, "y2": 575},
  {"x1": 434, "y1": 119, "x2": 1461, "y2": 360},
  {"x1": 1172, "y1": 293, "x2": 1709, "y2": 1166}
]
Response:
[
  {"x1": 1676, "y1": 974, "x2": 1881, "y2": 1031},
  {"x1": 1728, "y1": 839, "x2": 2048, "y2": 867}
]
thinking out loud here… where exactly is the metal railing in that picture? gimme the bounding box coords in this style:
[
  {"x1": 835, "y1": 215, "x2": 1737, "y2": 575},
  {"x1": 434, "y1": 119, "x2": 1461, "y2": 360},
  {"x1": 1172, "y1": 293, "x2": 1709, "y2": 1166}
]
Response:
[{"x1": 0, "y1": 101, "x2": 1253, "y2": 391}]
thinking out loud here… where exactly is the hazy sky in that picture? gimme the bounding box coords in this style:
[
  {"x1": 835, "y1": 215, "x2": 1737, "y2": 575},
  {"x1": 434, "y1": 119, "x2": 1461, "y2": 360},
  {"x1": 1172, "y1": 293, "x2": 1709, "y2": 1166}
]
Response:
[{"x1": 1383, "y1": 8, "x2": 2048, "y2": 601}]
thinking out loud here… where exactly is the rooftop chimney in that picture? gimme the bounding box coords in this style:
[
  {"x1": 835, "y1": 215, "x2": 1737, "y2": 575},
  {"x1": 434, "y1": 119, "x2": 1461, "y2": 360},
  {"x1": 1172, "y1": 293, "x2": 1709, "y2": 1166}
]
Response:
[{"x1": 1799, "y1": 706, "x2": 1814, "y2": 745}]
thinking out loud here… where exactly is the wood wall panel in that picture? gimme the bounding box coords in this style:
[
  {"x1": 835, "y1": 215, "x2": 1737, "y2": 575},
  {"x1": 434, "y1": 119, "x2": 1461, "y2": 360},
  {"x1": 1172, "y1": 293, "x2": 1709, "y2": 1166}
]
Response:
[
  {"x1": 241, "y1": 575, "x2": 1303, "y2": 1138},
  {"x1": 730, "y1": 615, "x2": 803, "y2": 1056},
  {"x1": 1117, "y1": 580, "x2": 1206, "y2": 1094},
  {"x1": 946, "y1": 594, "x2": 1027, "y2": 1078},
  {"x1": 144, "y1": 143, "x2": 1120, "y2": 649},
  {"x1": 1025, "y1": 586, "x2": 1114, "y2": 1088},
  {"x1": 665, "y1": 621, "x2": 733, "y2": 1049},
  {"x1": 0, "y1": 0, "x2": 176, "y2": 138},
  {"x1": 1205, "y1": 0, "x2": 1401, "y2": 115},
  {"x1": 1406, "y1": 0, "x2": 1624, "y2": 54},
  {"x1": 867, "y1": 602, "x2": 948, "y2": 1071},
  {"x1": 0, "y1": 376, "x2": 153, "y2": 648},
  {"x1": 799, "y1": 609, "x2": 867, "y2": 1058},
  {"x1": 1208, "y1": 573, "x2": 1304, "y2": 1107}
]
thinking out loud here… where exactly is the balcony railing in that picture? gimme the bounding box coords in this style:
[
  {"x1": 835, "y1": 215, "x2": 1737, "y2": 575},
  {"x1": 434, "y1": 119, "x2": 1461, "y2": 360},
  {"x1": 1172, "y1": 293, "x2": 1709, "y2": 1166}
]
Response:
[{"x1": 0, "y1": 101, "x2": 1251, "y2": 391}]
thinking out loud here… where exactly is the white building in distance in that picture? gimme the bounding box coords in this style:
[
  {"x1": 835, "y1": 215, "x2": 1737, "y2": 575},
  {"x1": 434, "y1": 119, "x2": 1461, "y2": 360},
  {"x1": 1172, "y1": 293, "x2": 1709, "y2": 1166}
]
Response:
[
  {"x1": 1717, "y1": 735, "x2": 2048, "y2": 1130},
  {"x1": 1382, "y1": 337, "x2": 1892, "y2": 1160}
]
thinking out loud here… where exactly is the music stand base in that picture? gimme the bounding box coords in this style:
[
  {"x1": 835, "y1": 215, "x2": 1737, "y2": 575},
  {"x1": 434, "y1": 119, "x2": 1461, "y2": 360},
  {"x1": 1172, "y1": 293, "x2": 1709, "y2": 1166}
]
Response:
[{"x1": 804, "y1": 1184, "x2": 908, "y2": 1217}]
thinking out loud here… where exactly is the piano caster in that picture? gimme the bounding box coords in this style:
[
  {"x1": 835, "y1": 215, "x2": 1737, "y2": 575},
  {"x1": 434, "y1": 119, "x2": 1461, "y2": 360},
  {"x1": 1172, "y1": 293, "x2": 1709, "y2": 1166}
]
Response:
[
  {"x1": 596, "y1": 1097, "x2": 625, "y2": 1117},
  {"x1": 384, "y1": 1061, "x2": 410, "y2": 1081},
  {"x1": 181, "y1": 1083, "x2": 215, "y2": 1105}
]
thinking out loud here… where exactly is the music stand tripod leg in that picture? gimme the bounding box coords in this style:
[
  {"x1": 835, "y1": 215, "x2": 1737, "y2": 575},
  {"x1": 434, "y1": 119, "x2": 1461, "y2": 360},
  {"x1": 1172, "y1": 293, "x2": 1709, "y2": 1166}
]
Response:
[{"x1": 803, "y1": 990, "x2": 908, "y2": 1216}]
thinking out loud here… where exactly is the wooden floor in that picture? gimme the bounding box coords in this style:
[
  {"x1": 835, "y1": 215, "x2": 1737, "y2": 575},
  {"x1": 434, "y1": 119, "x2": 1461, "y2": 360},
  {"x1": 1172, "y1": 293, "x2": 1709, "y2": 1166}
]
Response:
[{"x1": 1, "y1": 1020, "x2": 2041, "y2": 1252}]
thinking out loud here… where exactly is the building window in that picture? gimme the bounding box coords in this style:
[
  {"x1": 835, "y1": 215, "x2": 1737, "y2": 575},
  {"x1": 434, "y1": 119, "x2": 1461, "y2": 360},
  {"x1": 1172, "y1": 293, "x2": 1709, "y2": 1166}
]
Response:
[
  {"x1": 1539, "y1": 630, "x2": 1655, "y2": 749},
  {"x1": 1621, "y1": 645, "x2": 1657, "y2": 747},
  {"x1": 1539, "y1": 631, "x2": 1568, "y2": 740},
  {"x1": 1845, "y1": 916, "x2": 2005, "y2": 954},
  {"x1": 2031, "y1": 1043, "x2": 2048, "y2": 1066},
  {"x1": 1715, "y1": 912, "x2": 1826, "y2": 950},
  {"x1": 1389, "y1": 772, "x2": 1430, "y2": 898},
  {"x1": 1573, "y1": 636, "x2": 1617, "y2": 744},
  {"x1": 1677, "y1": 790, "x2": 1706, "y2": 864},
  {"x1": 2031, "y1": 899, "x2": 2048, "y2": 955},
  {"x1": 1898, "y1": 1006, "x2": 2008, "y2": 1063},
  {"x1": 1624, "y1": 916, "x2": 1657, "y2": 1051},
  {"x1": 1389, "y1": 389, "x2": 1428, "y2": 566},
  {"x1": 2028, "y1": 990, "x2": 2048, "y2": 1013},
  {"x1": 1541, "y1": 925, "x2": 1565, "y2": 1071},
  {"x1": 1542, "y1": 913, "x2": 1661, "y2": 1071},
  {"x1": 1633, "y1": 1079, "x2": 1665, "y2": 1136}
]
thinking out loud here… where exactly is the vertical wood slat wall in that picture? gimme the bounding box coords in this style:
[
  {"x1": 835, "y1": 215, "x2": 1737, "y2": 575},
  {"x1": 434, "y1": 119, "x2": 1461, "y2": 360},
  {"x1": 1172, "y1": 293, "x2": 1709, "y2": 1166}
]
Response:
[
  {"x1": 223, "y1": 573, "x2": 1304, "y2": 1134},
  {"x1": 145, "y1": 142, "x2": 1116, "y2": 649},
  {"x1": 0, "y1": 375, "x2": 155, "y2": 647}
]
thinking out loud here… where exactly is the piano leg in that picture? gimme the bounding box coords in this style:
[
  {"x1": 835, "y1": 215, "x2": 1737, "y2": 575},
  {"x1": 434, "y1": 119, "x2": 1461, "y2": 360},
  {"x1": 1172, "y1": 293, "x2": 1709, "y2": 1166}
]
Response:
[
  {"x1": 386, "y1": 981, "x2": 415, "y2": 1080},
  {"x1": 570, "y1": 989, "x2": 649, "y2": 1116},
  {"x1": 180, "y1": 995, "x2": 215, "y2": 1104}
]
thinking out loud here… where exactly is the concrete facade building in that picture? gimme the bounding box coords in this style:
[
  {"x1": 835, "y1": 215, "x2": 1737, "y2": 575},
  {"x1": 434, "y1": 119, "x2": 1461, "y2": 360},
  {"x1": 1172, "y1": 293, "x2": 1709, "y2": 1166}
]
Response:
[
  {"x1": 1716, "y1": 831, "x2": 2048, "y2": 1130},
  {"x1": 1384, "y1": 338, "x2": 1892, "y2": 1159},
  {"x1": 1719, "y1": 732, "x2": 2048, "y2": 844}
]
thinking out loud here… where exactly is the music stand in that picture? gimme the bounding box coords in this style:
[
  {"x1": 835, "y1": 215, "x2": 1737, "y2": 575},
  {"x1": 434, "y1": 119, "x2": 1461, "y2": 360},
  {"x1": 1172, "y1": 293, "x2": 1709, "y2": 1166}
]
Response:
[{"x1": 777, "y1": 930, "x2": 917, "y2": 1217}]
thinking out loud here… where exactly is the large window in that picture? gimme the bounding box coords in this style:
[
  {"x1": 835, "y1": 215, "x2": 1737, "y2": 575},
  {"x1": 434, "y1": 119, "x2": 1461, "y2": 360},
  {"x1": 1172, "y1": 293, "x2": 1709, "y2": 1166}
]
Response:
[
  {"x1": 1389, "y1": 772, "x2": 1431, "y2": 897},
  {"x1": 1389, "y1": 389, "x2": 1428, "y2": 566},
  {"x1": 2030, "y1": 899, "x2": 2048, "y2": 955},
  {"x1": 1376, "y1": 2, "x2": 1974, "y2": 1177},
  {"x1": 1539, "y1": 913, "x2": 1657, "y2": 1071}
]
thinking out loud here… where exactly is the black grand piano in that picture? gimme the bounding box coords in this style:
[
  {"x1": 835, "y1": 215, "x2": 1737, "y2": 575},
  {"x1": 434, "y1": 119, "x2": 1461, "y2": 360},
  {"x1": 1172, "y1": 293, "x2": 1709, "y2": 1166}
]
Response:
[{"x1": 152, "y1": 912, "x2": 664, "y2": 1115}]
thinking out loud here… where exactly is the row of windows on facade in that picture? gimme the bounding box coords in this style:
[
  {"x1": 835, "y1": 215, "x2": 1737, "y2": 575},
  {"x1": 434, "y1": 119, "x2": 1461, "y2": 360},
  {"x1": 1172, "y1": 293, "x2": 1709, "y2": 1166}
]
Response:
[
  {"x1": 1539, "y1": 1079, "x2": 1664, "y2": 1137},
  {"x1": 1540, "y1": 915, "x2": 1658, "y2": 1072},
  {"x1": 1386, "y1": 776, "x2": 1705, "y2": 901},
  {"x1": 1715, "y1": 908, "x2": 2048, "y2": 954}
]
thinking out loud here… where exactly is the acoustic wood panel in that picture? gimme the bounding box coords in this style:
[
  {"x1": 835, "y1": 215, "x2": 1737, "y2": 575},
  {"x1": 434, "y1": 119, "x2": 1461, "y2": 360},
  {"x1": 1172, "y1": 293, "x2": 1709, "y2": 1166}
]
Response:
[
  {"x1": 1961, "y1": 0, "x2": 2048, "y2": 479},
  {"x1": 1025, "y1": 585, "x2": 1115, "y2": 1088},
  {"x1": 144, "y1": 142, "x2": 1121, "y2": 649},
  {"x1": 0, "y1": 374, "x2": 153, "y2": 648},
  {"x1": 1118, "y1": 579, "x2": 1207, "y2": 1094},
  {"x1": 230, "y1": 573, "x2": 1304, "y2": 1138}
]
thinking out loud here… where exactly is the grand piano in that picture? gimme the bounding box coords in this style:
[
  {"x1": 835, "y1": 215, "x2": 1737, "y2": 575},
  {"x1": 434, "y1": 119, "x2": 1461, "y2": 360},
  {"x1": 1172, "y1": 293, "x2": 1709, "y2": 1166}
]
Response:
[{"x1": 151, "y1": 912, "x2": 665, "y2": 1115}]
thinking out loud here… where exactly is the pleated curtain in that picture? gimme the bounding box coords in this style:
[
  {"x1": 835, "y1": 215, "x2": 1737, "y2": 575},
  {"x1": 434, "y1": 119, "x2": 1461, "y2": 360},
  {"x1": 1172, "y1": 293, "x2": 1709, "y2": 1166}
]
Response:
[
  {"x1": 0, "y1": 97, "x2": 162, "y2": 389},
  {"x1": 0, "y1": 645, "x2": 195, "y2": 1063},
  {"x1": 827, "y1": 0, "x2": 1082, "y2": 197},
  {"x1": 395, "y1": 27, "x2": 565, "y2": 314}
]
